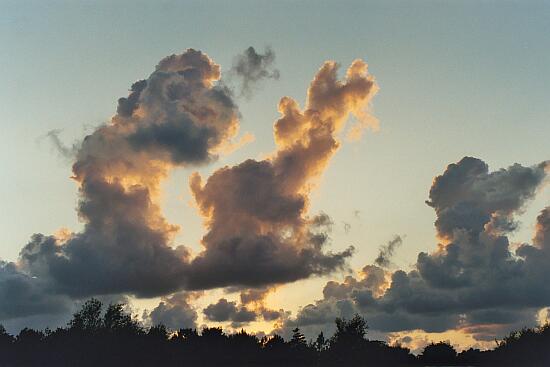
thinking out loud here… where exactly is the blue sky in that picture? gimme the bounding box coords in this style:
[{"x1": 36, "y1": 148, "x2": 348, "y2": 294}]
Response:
[{"x1": 1, "y1": 0, "x2": 549, "y2": 348}]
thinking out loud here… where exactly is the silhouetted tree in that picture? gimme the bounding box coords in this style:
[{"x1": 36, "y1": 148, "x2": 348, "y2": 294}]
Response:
[
  {"x1": 148, "y1": 324, "x2": 168, "y2": 340},
  {"x1": 103, "y1": 303, "x2": 142, "y2": 333},
  {"x1": 419, "y1": 341, "x2": 457, "y2": 365},
  {"x1": 457, "y1": 347, "x2": 483, "y2": 365},
  {"x1": 228, "y1": 329, "x2": 261, "y2": 364},
  {"x1": 178, "y1": 327, "x2": 199, "y2": 341},
  {"x1": 0, "y1": 324, "x2": 14, "y2": 364},
  {"x1": 325, "y1": 314, "x2": 369, "y2": 365},
  {"x1": 0, "y1": 324, "x2": 13, "y2": 346},
  {"x1": 14, "y1": 328, "x2": 46, "y2": 366},
  {"x1": 333, "y1": 314, "x2": 368, "y2": 342},
  {"x1": 258, "y1": 334, "x2": 291, "y2": 365},
  {"x1": 331, "y1": 314, "x2": 368, "y2": 349},
  {"x1": 487, "y1": 323, "x2": 550, "y2": 366},
  {"x1": 315, "y1": 331, "x2": 328, "y2": 352},
  {"x1": 68, "y1": 298, "x2": 103, "y2": 333},
  {"x1": 290, "y1": 327, "x2": 307, "y2": 349},
  {"x1": 263, "y1": 333, "x2": 286, "y2": 351}
]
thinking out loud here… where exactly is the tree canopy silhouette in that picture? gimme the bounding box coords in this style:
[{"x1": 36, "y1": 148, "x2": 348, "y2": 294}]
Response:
[
  {"x1": 419, "y1": 341, "x2": 457, "y2": 365},
  {"x1": 0, "y1": 299, "x2": 548, "y2": 366}
]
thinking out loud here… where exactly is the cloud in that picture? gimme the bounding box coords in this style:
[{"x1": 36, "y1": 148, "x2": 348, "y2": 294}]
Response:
[
  {"x1": 148, "y1": 292, "x2": 199, "y2": 330},
  {"x1": 2, "y1": 51, "x2": 377, "y2": 324},
  {"x1": 425, "y1": 157, "x2": 548, "y2": 240},
  {"x1": 14, "y1": 48, "x2": 240, "y2": 300},
  {"x1": 533, "y1": 206, "x2": 550, "y2": 250},
  {"x1": 45, "y1": 129, "x2": 78, "y2": 159},
  {"x1": 230, "y1": 46, "x2": 280, "y2": 98},
  {"x1": 278, "y1": 158, "x2": 550, "y2": 345},
  {"x1": 187, "y1": 59, "x2": 378, "y2": 290},
  {"x1": 203, "y1": 292, "x2": 285, "y2": 326},
  {"x1": 0, "y1": 260, "x2": 71, "y2": 320},
  {"x1": 3, "y1": 43, "x2": 549, "y2": 349},
  {"x1": 116, "y1": 79, "x2": 147, "y2": 117},
  {"x1": 343, "y1": 222, "x2": 351, "y2": 234},
  {"x1": 238, "y1": 287, "x2": 286, "y2": 322},
  {"x1": 239, "y1": 287, "x2": 273, "y2": 305},
  {"x1": 374, "y1": 235, "x2": 403, "y2": 268},
  {"x1": 203, "y1": 298, "x2": 256, "y2": 324}
]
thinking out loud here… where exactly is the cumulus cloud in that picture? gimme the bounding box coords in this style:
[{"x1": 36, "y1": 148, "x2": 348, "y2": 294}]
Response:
[
  {"x1": 230, "y1": 46, "x2": 280, "y2": 98},
  {"x1": 148, "y1": 292, "x2": 199, "y2": 330},
  {"x1": 0, "y1": 260, "x2": 71, "y2": 320},
  {"x1": 2, "y1": 50, "x2": 376, "y2": 326},
  {"x1": 239, "y1": 287, "x2": 273, "y2": 305},
  {"x1": 533, "y1": 206, "x2": 550, "y2": 250},
  {"x1": 17, "y1": 49, "x2": 242, "y2": 300},
  {"x1": 278, "y1": 157, "x2": 550, "y2": 344},
  {"x1": 3, "y1": 44, "x2": 549, "y2": 349},
  {"x1": 187, "y1": 59, "x2": 377, "y2": 289},
  {"x1": 203, "y1": 293, "x2": 285, "y2": 327},
  {"x1": 426, "y1": 157, "x2": 547, "y2": 240},
  {"x1": 203, "y1": 298, "x2": 257, "y2": 324}
]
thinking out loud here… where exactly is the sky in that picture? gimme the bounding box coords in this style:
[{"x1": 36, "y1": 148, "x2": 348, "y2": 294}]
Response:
[{"x1": 1, "y1": 0, "x2": 550, "y2": 352}]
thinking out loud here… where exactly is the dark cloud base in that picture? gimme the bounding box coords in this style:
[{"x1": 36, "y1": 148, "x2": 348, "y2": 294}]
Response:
[{"x1": 280, "y1": 157, "x2": 550, "y2": 343}]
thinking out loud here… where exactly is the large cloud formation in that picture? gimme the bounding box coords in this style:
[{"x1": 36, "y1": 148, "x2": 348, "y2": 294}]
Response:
[
  {"x1": 281, "y1": 157, "x2": 550, "y2": 343},
  {"x1": 188, "y1": 59, "x2": 378, "y2": 289},
  {"x1": 18, "y1": 49, "x2": 239, "y2": 300},
  {"x1": 0, "y1": 49, "x2": 378, "y2": 324}
]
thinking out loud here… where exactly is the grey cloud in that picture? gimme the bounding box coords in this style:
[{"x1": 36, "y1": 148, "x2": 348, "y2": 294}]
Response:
[
  {"x1": 1, "y1": 313, "x2": 72, "y2": 336},
  {"x1": 426, "y1": 157, "x2": 548, "y2": 239},
  {"x1": 203, "y1": 295, "x2": 284, "y2": 325},
  {"x1": 374, "y1": 235, "x2": 403, "y2": 268},
  {"x1": 2, "y1": 53, "x2": 377, "y2": 324},
  {"x1": 261, "y1": 309, "x2": 282, "y2": 321},
  {"x1": 533, "y1": 206, "x2": 550, "y2": 250},
  {"x1": 148, "y1": 292, "x2": 198, "y2": 330},
  {"x1": 239, "y1": 287, "x2": 271, "y2": 305},
  {"x1": 466, "y1": 308, "x2": 536, "y2": 326},
  {"x1": 13, "y1": 48, "x2": 241, "y2": 303},
  {"x1": 230, "y1": 46, "x2": 280, "y2": 98},
  {"x1": 203, "y1": 298, "x2": 256, "y2": 323},
  {"x1": 0, "y1": 260, "x2": 71, "y2": 320},
  {"x1": 187, "y1": 59, "x2": 377, "y2": 290},
  {"x1": 232, "y1": 308, "x2": 258, "y2": 323},
  {"x1": 19, "y1": 183, "x2": 188, "y2": 298},
  {"x1": 116, "y1": 79, "x2": 147, "y2": 117},
  {"x1": 343, "y1": 222, "x2": 351, "y2": 234},
  {"x1": 203, "y1": 298, "x2": 236, "y2": 322},
  {"x1": 45, "y1": 129, "x2": 78, "y2": 159},
  {"x1": 127, "y1": 115, "x2": 217, "y2": 164},
  {"x1": 279, "y1": 157, "x2": 550, "y2": 342},
  {"x1": 323, "y1": 265, "x2": 387, "y2": 300}
]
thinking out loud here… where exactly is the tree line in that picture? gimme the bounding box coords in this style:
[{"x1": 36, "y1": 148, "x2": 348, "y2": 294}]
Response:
[{"x1": 0, "y1": 299, "x2": 549, "y2": 366}]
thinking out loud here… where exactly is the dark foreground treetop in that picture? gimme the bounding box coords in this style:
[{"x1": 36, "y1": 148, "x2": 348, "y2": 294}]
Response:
[{"x1": 0, "y1": 299, "x2": 549, "y2": 366}]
